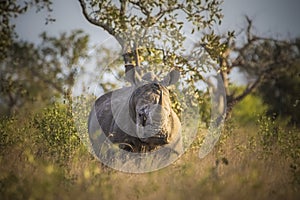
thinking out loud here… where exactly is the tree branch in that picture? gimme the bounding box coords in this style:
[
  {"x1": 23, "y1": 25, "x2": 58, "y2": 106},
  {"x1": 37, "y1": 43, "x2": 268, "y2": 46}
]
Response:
[
  {"x1": 128, "y1": 0, "x2": 150, "y2": 16},
  {"x1": 119, "y1": 0, "x2": 127, "y2": 17},
  {"x1": 234, "y1": 73, "x2": 264, "y2": 103},
  {"x1": 78, "y1": 0, "x2": 124, "y2": 48},
  {"x1": 155, "y1": 4, "x2": 183, "y2": 22}
]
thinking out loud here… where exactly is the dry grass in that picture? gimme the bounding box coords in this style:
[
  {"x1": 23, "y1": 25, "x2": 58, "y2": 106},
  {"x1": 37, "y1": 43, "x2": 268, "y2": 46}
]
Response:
[{"x1": 1, "y1": 122, "x2": 300, "y2": 200}]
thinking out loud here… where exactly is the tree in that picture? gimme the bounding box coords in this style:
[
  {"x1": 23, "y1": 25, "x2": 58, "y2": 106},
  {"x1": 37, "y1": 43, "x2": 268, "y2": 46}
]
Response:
[
  {"x1": 198, "y1": 17, "x2": 300, "y2": 118},
  {"x1": 0, "y1": 0, "x2": 54, "y2": 61},
  {"x1": 78, "y1": 0, "x2": 226, "y2": 66},
  {"x1": 258, "y1": 58, "x2": 300, "y2": 126},
  {"x1": 0, "y1": 30, "x2": 89, "y2": 115}
]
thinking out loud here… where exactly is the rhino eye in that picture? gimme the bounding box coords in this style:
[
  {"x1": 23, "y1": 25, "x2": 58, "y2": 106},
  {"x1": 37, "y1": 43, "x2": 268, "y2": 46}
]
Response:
[{"x1": 138, "y1": 112, "x2": 147, "y2": 126}]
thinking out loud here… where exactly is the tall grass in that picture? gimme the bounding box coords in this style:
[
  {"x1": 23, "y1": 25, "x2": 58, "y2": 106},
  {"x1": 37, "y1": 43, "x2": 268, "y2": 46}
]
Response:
[{"x1": 0, "y1": 102, "x2": 299, "y2": 200}]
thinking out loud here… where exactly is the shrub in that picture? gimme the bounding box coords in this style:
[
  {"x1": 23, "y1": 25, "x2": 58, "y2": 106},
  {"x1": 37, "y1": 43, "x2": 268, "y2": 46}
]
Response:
[
  {"x1": 33, "y1": 103, "x2": 81, "y2": 164},
  {"x1": 257, "y1": 115, "x2": 300, "y2": 185},
  {"x1": 232, "y1": 89, "x2": 267, "y2": 125}
]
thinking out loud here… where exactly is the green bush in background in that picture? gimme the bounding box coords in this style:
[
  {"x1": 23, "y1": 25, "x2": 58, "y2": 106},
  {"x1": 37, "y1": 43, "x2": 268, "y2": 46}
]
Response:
[
  {"x1": 33, "y1": 103, "x2": 81, "y2": 164},
  {"x1": 231, "y1": 86, "x2": 268, "y2": 125}
]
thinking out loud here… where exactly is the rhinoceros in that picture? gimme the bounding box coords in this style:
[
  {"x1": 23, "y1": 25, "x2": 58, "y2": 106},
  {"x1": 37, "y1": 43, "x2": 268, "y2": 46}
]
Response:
[{"x1": 88, "y1": 68, "x2": 183, "y2": 160}]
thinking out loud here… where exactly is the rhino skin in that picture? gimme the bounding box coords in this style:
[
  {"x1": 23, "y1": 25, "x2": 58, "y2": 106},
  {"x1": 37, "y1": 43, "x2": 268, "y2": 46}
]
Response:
[{"x1": 88, "y1": 69, "x2": 183, "y2": 157}]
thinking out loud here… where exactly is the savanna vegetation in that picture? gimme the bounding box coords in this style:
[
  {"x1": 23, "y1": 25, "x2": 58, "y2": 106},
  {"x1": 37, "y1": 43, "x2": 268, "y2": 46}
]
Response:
[{"x1": 1, "y1": 0, "x2": 300, "y2": 199}]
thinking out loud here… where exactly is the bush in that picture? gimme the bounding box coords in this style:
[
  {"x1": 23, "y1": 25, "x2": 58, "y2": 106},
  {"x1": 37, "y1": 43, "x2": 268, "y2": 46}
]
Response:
[
  {"x1": 0, "y1": 117, "x2": 18, "y2": 152},
  {"x1": 257, "y1": 115, "x2": 300, "y2": 185},
  {"x1": 33, "y1": 103, "x2": 81, "y2": 164},
  {"x1": 232, "y1": 89, "x2": 267, "y2": 125}
]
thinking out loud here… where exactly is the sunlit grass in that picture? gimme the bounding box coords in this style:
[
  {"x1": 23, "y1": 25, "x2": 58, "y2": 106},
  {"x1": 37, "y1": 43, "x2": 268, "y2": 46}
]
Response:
[{"x1": 0, "y1": 103, "x2": 299, "y2": 200}]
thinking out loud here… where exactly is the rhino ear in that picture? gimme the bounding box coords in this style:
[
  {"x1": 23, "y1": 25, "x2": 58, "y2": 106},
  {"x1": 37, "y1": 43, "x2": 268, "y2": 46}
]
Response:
[
  {"x1": 125, "y1": 64, "x2": 142, "y2": 86},
  {"x1": 161, "y1": 70, "x2": 180, "y2": 86}
]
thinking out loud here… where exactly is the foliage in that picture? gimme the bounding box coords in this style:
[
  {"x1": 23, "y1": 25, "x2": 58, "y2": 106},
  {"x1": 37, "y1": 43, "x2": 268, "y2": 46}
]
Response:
[
  {"x1": 33, "y1": 103, "x2": 81, "y2": 164},
  {"x1": 258, "y1": 60, "x2": 300, "y2": 127},
  {"x1": 0, "y1": 0, "x2": 54, "y2": 61},
  {"x1": 256, "y1": 115, "x2": 300, "y2": 185},
  {"x1": 79, "y1": 0, "x2": 224, "y2": 53},
  {"x1": 197, "y1": 17, "x2": 300, "y2": 117},
  {"x1": 0, "y1": 114, "x2": 113, "y2": 200},
  {"x1": 0, "y1": 117, "x2": 20, "y2": 151},
  {"x1": 0, "y1": 30, "x2": 89, "y2": 115},
  {"x1": 231, "y1": 86, "x2": 268, "y2": 125}
]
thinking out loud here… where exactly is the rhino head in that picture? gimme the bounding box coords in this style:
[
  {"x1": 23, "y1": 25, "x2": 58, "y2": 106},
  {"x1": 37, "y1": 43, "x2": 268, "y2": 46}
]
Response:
[{"x1": 126, "y1": 69, "x2": 180, "y2": 146}]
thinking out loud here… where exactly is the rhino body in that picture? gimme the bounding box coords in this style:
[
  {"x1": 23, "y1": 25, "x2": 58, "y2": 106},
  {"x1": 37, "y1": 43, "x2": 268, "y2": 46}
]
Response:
[{"x1": 88, "y1": 69, "x2": 183, "y2": 159}]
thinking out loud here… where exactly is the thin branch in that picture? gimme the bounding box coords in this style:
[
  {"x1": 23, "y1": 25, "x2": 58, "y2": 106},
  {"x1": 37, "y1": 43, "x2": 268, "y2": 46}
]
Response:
[
  {"x1": 155, "y1": 4, "x2": 184, "y2": 22},
  {"x1": 230, "y1": 55, "x2": 294, "y2": 106},
  {"x1": 78, "y1": 0, "x2": 124, "y2": 48},
  {"x1": 128, "y1": 0, "x2": 150, "y2": 16},
  {"x1": 119, "y1": 0, "x2": 127, "y2": 17},
  {"x1": 245, "y1": 15, "x2": 253, "y2": 43},
  {"x1": 233, "y1": 73, "x2": 264, "y2": 103}
]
